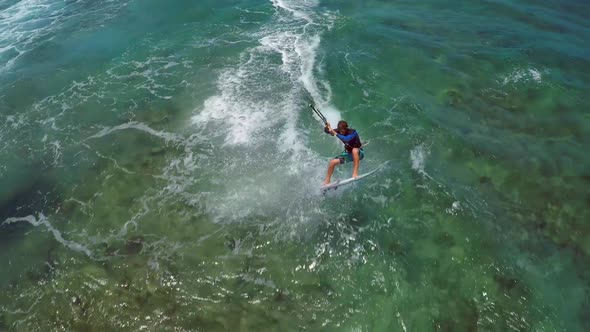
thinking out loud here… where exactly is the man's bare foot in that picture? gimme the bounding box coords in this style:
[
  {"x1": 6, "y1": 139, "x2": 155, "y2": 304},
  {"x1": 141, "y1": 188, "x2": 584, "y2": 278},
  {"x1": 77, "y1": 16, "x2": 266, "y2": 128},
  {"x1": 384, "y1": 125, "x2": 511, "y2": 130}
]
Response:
[
  {"x1": 352, "y1": 174, "x2": 358, "y2": 178},
  {"x1": 322, "y1": 180, "x2": 330, "y2": 185}
]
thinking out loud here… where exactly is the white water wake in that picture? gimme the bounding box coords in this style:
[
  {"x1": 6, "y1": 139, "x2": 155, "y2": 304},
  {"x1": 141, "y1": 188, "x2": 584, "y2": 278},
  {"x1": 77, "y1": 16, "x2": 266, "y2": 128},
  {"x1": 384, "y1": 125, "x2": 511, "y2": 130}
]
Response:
[
  {"x1": 187, "y1": 0, "x2": 342, "y2": 224},
  {"x1": 193, "y1": 0, "x2": 338, "y2": 147}
]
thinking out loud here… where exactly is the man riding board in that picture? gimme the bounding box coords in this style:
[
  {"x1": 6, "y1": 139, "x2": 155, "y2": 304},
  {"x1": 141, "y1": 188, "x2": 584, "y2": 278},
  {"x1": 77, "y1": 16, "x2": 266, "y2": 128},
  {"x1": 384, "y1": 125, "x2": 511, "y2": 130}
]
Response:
[{"x1": 323, "y1": 120, "x2": 364, "y2": 185}]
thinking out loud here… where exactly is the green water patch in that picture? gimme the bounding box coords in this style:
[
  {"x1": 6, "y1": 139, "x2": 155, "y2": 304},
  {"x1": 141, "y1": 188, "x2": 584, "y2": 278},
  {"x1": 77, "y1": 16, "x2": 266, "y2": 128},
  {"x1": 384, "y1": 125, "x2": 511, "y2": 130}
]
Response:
[
  {"x1": 3, "y1": 122, "x2": 586, "y2": 331},
  {"x1": 316, "y1": 2, "x2": 590, "y2": 329},
  {"x1": 2, "y1": 0, "x2": 589, "y2": 330}
]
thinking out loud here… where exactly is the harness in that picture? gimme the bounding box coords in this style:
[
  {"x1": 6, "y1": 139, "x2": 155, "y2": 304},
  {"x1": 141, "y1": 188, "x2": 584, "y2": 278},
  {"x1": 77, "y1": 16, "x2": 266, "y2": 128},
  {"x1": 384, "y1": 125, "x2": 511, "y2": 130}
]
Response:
[{"x1": 339, "y1": 129, "x2": 362, "y2": 153}]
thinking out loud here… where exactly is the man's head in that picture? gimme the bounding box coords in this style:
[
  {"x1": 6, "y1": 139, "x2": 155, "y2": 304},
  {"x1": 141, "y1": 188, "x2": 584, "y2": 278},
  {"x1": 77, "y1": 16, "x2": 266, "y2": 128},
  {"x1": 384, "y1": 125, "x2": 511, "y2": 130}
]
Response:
[{"x1": 337, "y1": 120, "x2": 348, "y2": 133}]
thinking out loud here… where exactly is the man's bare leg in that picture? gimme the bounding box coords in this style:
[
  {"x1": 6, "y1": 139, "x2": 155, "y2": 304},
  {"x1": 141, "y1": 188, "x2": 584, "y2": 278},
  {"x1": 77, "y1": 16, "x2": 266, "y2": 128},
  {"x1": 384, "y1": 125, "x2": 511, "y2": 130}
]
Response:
[
  {"x1": 352, "y1": 148, "x2": 360, "y2": 178},
  {"x1": 323, "y1": 159, "x2": 340, "y2": 185}
]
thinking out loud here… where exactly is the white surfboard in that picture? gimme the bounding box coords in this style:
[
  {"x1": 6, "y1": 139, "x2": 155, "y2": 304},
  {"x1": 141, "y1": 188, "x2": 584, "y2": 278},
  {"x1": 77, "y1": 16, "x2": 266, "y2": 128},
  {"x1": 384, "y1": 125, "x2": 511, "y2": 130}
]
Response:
[{"x1": 321, "y1": 162, "x2": 387, "y2": 193}]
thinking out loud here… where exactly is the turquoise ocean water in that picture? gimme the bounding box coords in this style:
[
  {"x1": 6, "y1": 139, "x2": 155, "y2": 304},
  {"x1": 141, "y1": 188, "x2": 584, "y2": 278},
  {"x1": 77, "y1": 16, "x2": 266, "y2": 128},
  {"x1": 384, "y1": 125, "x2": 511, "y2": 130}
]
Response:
[{"x1": 1, "y1": 0, "x2": 589, "y2": 330}]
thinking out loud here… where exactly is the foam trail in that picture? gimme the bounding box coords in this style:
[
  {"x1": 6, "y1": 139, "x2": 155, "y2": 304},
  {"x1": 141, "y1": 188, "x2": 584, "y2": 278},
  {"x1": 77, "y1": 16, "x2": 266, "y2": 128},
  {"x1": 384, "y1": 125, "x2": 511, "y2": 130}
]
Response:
[
  {"x1": 410, "y1": 144, "x2": 451, "y2": 193},
  {"x1": 271, "y1": 0, "x2": 340, "y2": 124},
  {"x1": 410, "y1": 144, "x2": 428, "y2": 176},
  {"x1": 271, "y1": 0, "x2": 318, "y2": 22},
  {"x1": 87, "y1": 121, "x2": 185, "y2": 144},
  {"x1": 410, "y1": 144, "x2": 438, "y2": 182},
  {"x1": 186, "y1": 0, "x2": 343, "y2": 223},
  {"x1": 3, "y1": 214, "x2": 94, "y2": 258},
  {"x1": 193, "y1": 0, "x2": 339, "y2": 148}
]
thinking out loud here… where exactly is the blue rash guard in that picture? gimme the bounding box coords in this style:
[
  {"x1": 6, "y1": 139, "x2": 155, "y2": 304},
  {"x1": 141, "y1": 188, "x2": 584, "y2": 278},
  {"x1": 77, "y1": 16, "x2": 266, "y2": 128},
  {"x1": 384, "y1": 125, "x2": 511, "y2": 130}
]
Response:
[{"x1": 325, "y1": 127, "x2": 363, "y2": 153}]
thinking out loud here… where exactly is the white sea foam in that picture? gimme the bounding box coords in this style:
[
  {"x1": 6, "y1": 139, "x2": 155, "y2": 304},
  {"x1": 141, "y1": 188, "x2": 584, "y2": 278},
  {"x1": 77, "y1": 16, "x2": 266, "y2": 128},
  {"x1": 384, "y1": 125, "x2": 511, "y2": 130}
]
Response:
[
  {"x1": 270, "y1": 0, "x2": 319, "y2": 22},
  {"x1": 117, "y1": 196, "x2": 150, "y2": 238},
  {"x1": 410, "y1": 144, "x2": 428, "y2": 176},
  {"x1": 106, "y1": 56, "x2": 192, "y2": 100},
  {"x1": 87, "y1": 121, "x2": 185, "y2": 145},
  {"x1": 48, "y1": 140, "x2": 62, "y2": 166},
  {"x1": 187, "y1": 1, "x2": 341, "y2": 223},
  {"x1": 498, "y1": 66, "x2": 545, "y2": 86},
  {"x1": 0, "y1": 0, "x2": 131, "y2": 72},
  {"x1": 528, "y1": 68, "x2": 542, "y2": 82},
  {"x1": 445, "y1": 201, "x2": 463, "y2": 216},
  {"x1": 2, "y1": 214, "x2": 94, "y2": 258},
  {"x1": 0, "y1": 4, "x2": 190, "y2": 173},
  {"x1": 193, "y1": 0, "x2": 338, "y2": 149}
]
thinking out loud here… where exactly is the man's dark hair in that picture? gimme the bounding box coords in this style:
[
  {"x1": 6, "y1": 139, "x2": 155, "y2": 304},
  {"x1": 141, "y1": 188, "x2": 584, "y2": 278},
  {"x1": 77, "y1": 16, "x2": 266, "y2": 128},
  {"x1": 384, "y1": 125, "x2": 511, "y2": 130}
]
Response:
[{"x1": 337, "y1": 120, "x2": 348, "y2": 130}]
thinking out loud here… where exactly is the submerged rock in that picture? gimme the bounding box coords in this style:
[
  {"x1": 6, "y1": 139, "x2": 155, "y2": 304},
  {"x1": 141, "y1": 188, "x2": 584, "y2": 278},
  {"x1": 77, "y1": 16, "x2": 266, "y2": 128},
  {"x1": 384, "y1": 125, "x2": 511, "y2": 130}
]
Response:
[
  {"x1": 387, "y1": 239, "x2": 408, "y2": 256},
  {"x1": 579, "y1": 290, "x2": 590, "y2": 330},
  {"x1": 438, "y1": 88, "x2": 463, "y2": 107},
  {"x1": 124, "y1": 236, "x2": 144, "y2": 255},
  {"x1": 493, "y1": 274, "x2": 530, "y2": 300},
  {"x1": 80, "y1": 263, "x2": 108, "y2": 280},
  {"x1": 479, "y1": 176, "x2": 491, "y2": 184},
  {"x1": 104, "y1": 244, "x2": 118, "y2": 256},
  {"x1": 433, "y1": 298, "x2": 479, "y2": 332},
  {"x1": 179, "y1": 314, "x2": 226, "y2": 331},
  {"x1": 434, "y1": 232, "x2": 455, "y2": 248},
  {"x1": 274, "y1": 289, "x2": 289, "y2": 303},
  {"x1": 150, "y1": 147, "x2": 166, "y2": 156},
  {"x1": 493, "y1": 274, "x2": 519, "y2": 292},
  {"x1": 225, "y1": 236, "x2": 236, "y2": 251}
]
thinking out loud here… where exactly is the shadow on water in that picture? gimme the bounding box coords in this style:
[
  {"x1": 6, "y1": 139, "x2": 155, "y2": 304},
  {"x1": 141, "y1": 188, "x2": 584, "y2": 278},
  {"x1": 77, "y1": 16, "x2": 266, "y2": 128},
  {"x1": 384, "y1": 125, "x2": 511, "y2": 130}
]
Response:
[{"x1": 0, "y1": 164, "x2": 58, "y2": 231}]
